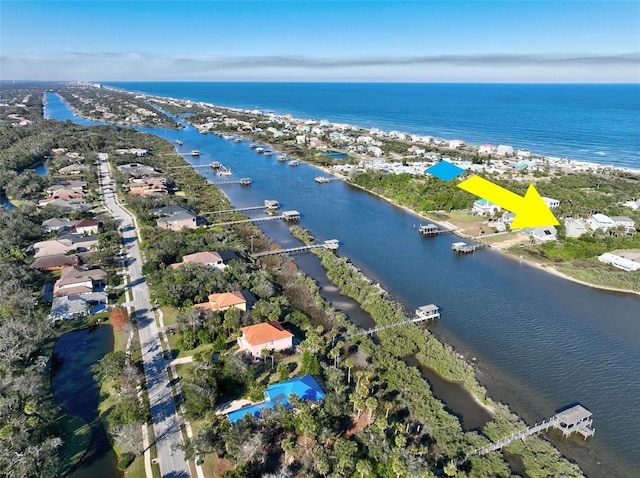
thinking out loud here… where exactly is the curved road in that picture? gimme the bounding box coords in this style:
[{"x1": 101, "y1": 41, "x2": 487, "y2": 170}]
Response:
[{"x1": 97, "y1": 154, "x2": 190, "y2": 478}]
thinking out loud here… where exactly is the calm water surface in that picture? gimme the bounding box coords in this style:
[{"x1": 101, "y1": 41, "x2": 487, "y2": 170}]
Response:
[
  {"x1": 45, "y1": 93, "x2": 640, "y2": 477},
  {"x1": 51, "y1": 326, "x2": 119, "y2": 478}
]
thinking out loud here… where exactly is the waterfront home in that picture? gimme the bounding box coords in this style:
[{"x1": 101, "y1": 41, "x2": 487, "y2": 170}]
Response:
[
  {"x1": 472, "y1": 198, "x2": 502, "y2": 216},
  {"x1": 170, "y1": 251, "x2": 225, "y2": 270},
  {"x1": 496, "y1": 145, "x2": 514, "y2": 156},
  {"x1": 588, "y1": 213, "x2": 616, "y2": 232},
  {"x1": 479, "y1": 144, "x2": 496, "y2": 154},
  {"x1": 598, "y1": 253, "x2": 640, "y2": 272},
  {"x1": 149, "y1": 205, "x2": 193, "y2": 217},
  {"x1": 542, "y1": 197, "x2": 560, "y2": 209},
  {"x1": 156, "y1": 211, "x2": 197, "y2": 230},
  {"x1": 449, "y1": 139, "x2": 464, "y2": 149},
  {"x1": 237, "y1": 321, "x2": 294, "y2": 358},
  {"x1": 194, "y1": 291, "x2": 247, "y2": 312},
  {"x1": 524, "y1": 226, "x2": 558, "y2": 242},
  {"x1": 609, "y1": 216, "x2": 636, "y2": 234},
  {"x1": 226, "y1": 375, "x2": 325, "y2": 424},
  {"x1": 129, "y1": 177, "x2": 168, "y2": 196}
]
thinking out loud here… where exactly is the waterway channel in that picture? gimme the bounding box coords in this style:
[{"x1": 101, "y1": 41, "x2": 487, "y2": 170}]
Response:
[
  {"x1": 44, "y1": 93, "x2": 640, "y2": 477},
  {"x1": 50, "y1": 326, "x2": 120, "y2": 478}
]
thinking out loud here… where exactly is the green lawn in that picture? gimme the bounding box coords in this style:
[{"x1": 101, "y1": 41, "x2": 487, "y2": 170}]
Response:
[
  {"x1": 56, "y1": 414, "x2": 92, "y2": 477},
  {"x1": 160, "y1": 306, "x2": 179, "y2": 327}
]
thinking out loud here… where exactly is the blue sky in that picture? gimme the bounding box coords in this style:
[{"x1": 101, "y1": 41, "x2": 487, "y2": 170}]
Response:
[{"x1": 1, "y1": 0, "x2": 639, "y2": 82}]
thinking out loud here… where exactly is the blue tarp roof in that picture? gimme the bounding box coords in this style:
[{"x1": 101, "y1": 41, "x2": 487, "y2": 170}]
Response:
[{"x1": 227, "y1": 374, "x2": 325, "y2": 424}]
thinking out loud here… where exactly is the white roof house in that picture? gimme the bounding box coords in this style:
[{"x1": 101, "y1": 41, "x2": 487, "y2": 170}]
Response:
[
  {"x1": 588, "y1": 214, "x2": 616, "y2": 232},
  {"x1": 609, "y1": 216, "x2": 636, "y2": 234},
  {"x1": 525, "y1": 226, "x2": 558, "y2": 242},
  {"x1": 496, "y1": 145, "x2": 514, "y2": 156},
  {"x1": 598, "y1": 253, "x2": 640, "y2": 272},
  {"x1": 542, "y1": 197, "x2": 560, "y2": 209}
]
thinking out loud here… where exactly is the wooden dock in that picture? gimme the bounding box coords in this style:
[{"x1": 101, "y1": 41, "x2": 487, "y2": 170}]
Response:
[
  {"x1": 251, "y1": 239, "x2": 340, "y2": 258},
  {"x1": 458, "y1": 405, "x2": 594, "y2": 465},
  {"x1": 202, "y1": 205, "x2": 270, "y2": 216},
  {"x1": 208, "y1": 178, "x2": 251, "y2": 186},
  {"x1": 206, "y1": 210, "x2": 300, "y2": 228},
  {"x1": 343, "y1": 304, "x2": 440, "y2": 340}
]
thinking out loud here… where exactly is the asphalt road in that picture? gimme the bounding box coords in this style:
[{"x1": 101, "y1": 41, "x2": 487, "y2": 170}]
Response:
[{"x1": 97, "y1": 154, "x2": 191, "y2": 478}]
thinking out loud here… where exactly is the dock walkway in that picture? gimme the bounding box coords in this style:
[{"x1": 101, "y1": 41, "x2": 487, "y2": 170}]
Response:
[
  {"x1": 344, "y1": 304, "x2": 440, "y2": 340},
  {"x1": 251, "y1": 239, "x2": 340, "y2": 258},
  {"x1": 459, "y1": 405, "x2": 595, "y2": 465}
]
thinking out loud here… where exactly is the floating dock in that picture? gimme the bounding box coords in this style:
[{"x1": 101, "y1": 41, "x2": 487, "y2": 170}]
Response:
[{"x1": 315, "y1": 176, "x2": 330, "y2": 183}]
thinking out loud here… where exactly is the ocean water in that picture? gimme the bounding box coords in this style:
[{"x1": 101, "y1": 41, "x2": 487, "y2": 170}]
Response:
[{"x1": 106, "y1": 82, "x2": 640, "y2": 170}]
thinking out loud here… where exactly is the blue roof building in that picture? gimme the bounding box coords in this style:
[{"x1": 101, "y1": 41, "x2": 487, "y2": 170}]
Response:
[{"x1": 226, "y1": 375, "x2": 325, "y2": 424}]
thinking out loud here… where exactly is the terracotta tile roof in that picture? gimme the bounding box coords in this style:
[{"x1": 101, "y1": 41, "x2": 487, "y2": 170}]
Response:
[
  {"x1": 194, "y1": 291, "x2": 246, "y2": 310},
  {"x1": 241, "y1": 321, "x2": 294, "y2": 346},
  {"x1": 182, "y1": 251, "x2": 223, "y2": 264},
  {"x1": 74, "y1": 218, "x2": 98, "y2": 228}
]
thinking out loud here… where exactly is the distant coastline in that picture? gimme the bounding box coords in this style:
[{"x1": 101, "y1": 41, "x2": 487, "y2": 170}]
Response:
[{"x1": 103, "y1": 81, "x2": 640, "y2": 172}]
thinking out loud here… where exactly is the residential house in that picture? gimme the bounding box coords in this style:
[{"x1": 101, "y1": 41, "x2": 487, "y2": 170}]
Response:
[
  {"x1": 194, "y1": 291, "x2": 247, "y2": 312},
  {"x1": 609, "y1": 216, "x2": 636, "y2": 234},
  {"x1": 226, "y1": 375, "x2": 325, "y2": 424},
  {"x1": 524, "y1": 226, "x2": 558, "y2": 242},
  {"x1": 588, "y1": 214, "x2": 616, "y2": 232},
  {"x1": 58, "y1": 164, "x2": 89, "y2": 175},
  {"x1": 496, "y1": 145, "x2": 514, "y2": 156},
  {"x1": 129, "y1": 177, "x2": 168, "y2": 196},
  {"x1": 53, "y1": 266, "x2": 106, "y2": 297},
  {"x1": 472, "y1": 199, "x2": 502, "y2": 216},
  {"x1": 156, "y1": 211, "x2": 197, "y2": 230},
  {"x1": 41, "y1": 217, "x2": 74, "y2": 233},
  {"x1": 542, "y1": 197, "x2": 560, "y2": 209},
  {"x1": 449, "y1": 139, "x2": 464, "y2": 149},
  {"x1": 237, "y1": 321, "x2": 294, "y2": 357},
  {"x1": 71, "y1": 218, "x2": 100, "y2": 235},
  {"x1": 170, "y1": 251, "x2": 225, "y2": 270},
  {"x1": 29, "y1": 254, "x2": 80, "y2": 272},
  {"x1": 622, "y1": 199, "x2": 640, "y2": 210},
  {"x1": 598, "y1": 253, "x2": 640, "y2": 272}
]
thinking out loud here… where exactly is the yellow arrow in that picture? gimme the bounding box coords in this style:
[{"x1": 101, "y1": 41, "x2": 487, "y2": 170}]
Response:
[{"x1": 457, "y1": 176, "x2": 559, "y2": 229}]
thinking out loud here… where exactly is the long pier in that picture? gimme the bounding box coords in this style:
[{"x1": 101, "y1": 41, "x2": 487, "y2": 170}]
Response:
[
  {"x1": 458, "y1": 405, "x2": 595, "y2": 465},
  {"x1": 206, "y1": 215, "x2": 285, "y2": 228},
  {"x1": 202, "y1": 205, "x2": 269, "y2": 216},
  {"x1": 208, "y1": 178, "x2": 252, "y2": 186},
  {"x1": 251, "y1": 239, "x2": 340, "y2": 258},
  {"x1": 343, "y1": 304, "x2": 440, "y2": 340}
]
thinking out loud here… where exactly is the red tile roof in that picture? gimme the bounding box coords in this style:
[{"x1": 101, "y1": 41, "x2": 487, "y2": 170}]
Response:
[
  {"x1": 241, "y1": 321, "x2": 294, "y2": 346},
  {"x1": 194, "y1": 291, "x2": 246, "y2": 310}
]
